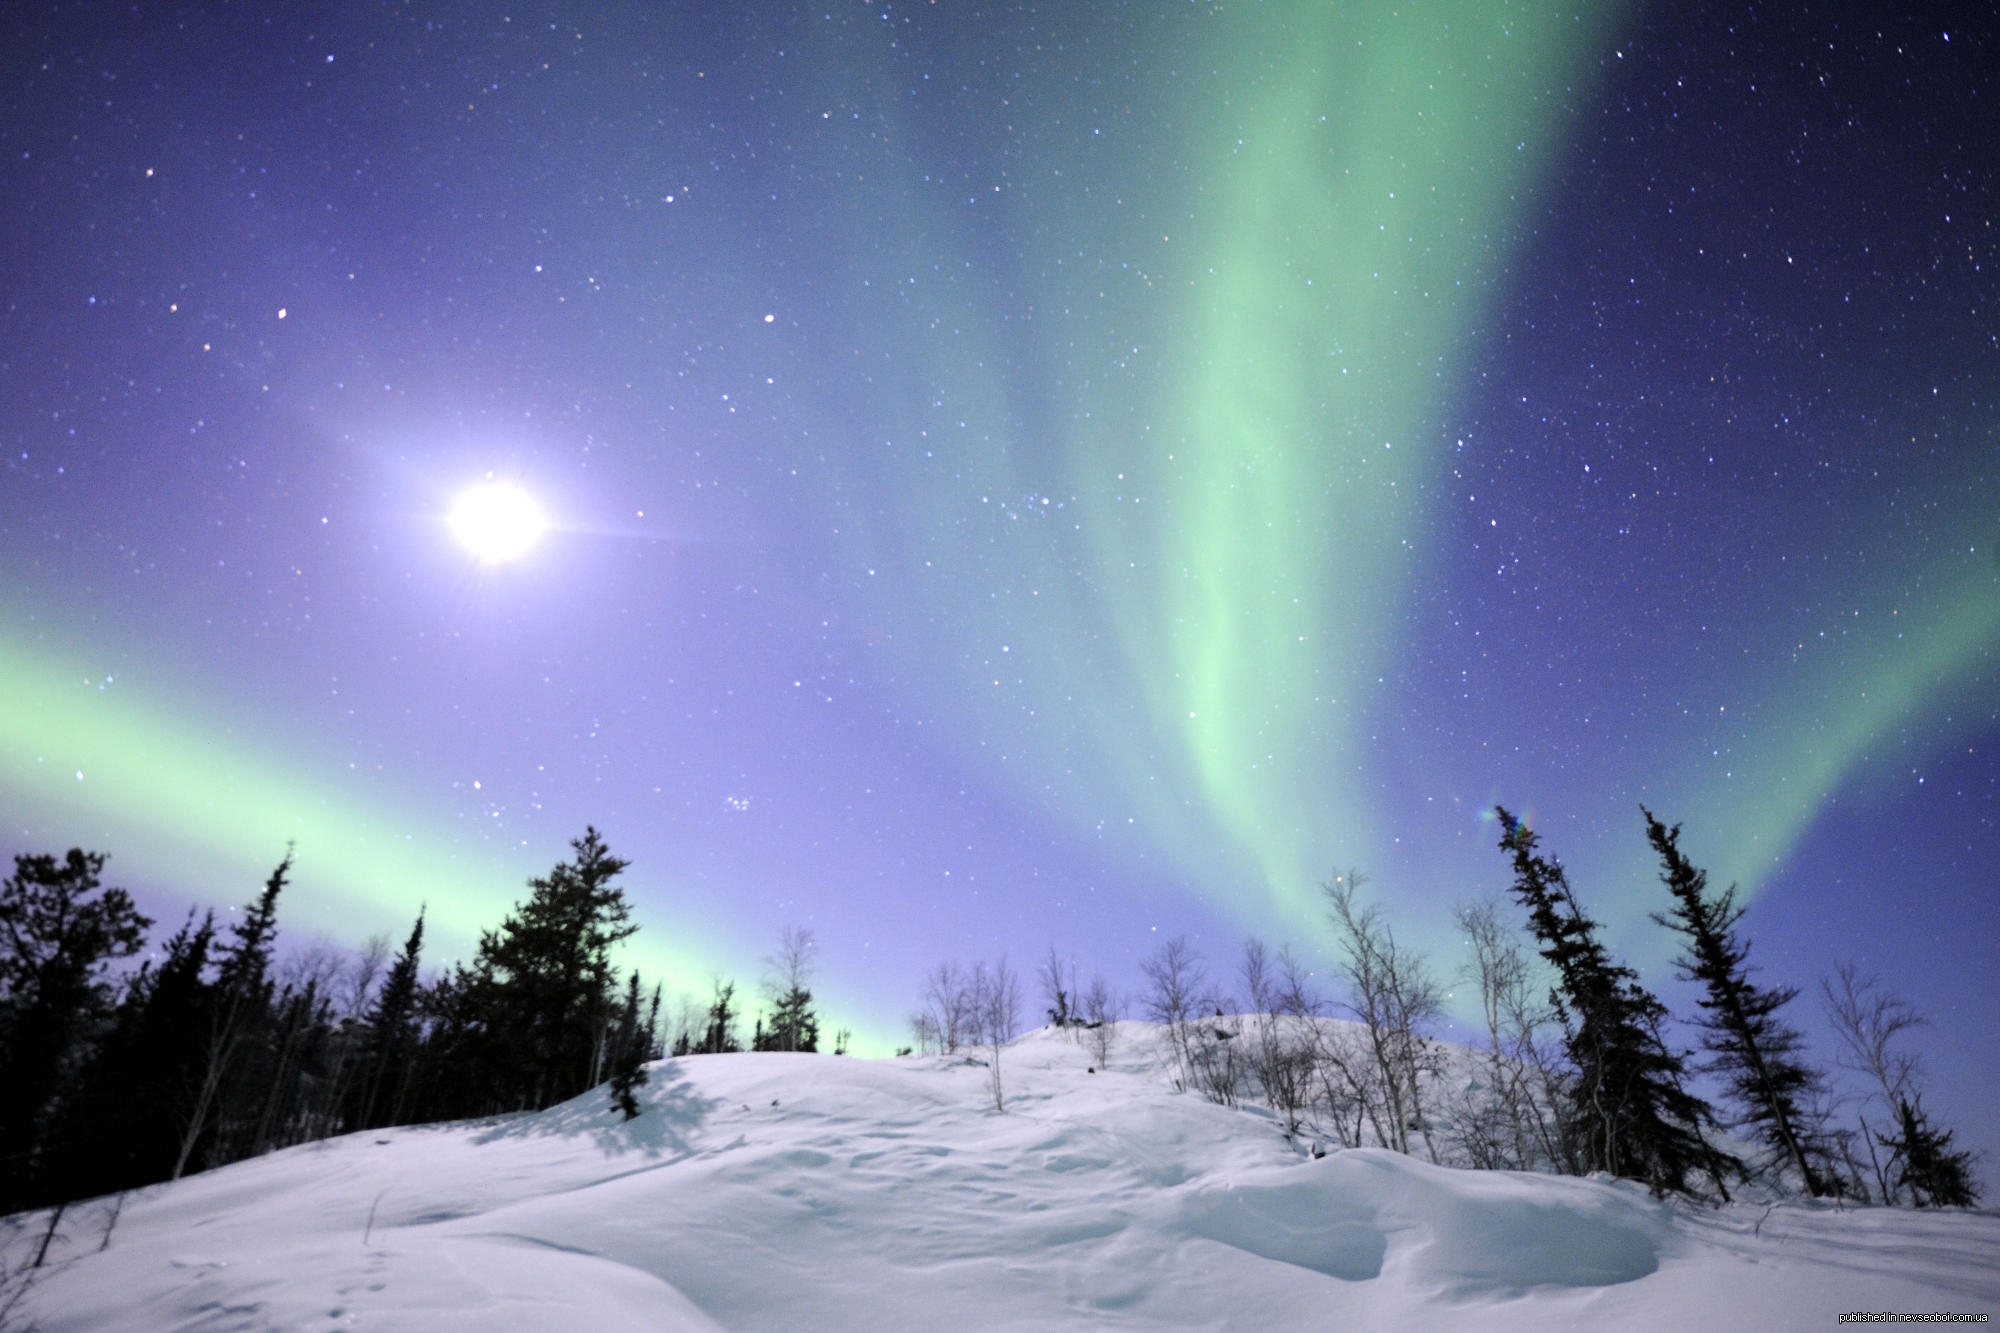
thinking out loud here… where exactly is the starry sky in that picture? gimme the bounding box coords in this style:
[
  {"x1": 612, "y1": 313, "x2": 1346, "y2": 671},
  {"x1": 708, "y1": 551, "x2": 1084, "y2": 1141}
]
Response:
[{"x1": 4, "y1": 3, "x2": 1995, "y2": 1163}]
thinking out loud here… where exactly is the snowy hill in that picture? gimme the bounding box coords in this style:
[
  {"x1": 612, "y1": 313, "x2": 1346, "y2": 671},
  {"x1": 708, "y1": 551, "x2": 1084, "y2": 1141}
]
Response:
[{"x1": 10, "y1": 1024, "x2": 1997, "y2": 1330}]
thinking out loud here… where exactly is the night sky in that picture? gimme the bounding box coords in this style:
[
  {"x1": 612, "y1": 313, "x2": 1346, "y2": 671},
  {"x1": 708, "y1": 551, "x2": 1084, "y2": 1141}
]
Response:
[{"x1": 5, "y1": 4, "x2": 1995, "y2": 1165}]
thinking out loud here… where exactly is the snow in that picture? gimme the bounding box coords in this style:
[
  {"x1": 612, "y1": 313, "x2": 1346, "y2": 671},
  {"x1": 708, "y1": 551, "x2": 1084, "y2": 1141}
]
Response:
[{"x1": 11, "y1": 1024, "x2": 1997, "y2": 1330}]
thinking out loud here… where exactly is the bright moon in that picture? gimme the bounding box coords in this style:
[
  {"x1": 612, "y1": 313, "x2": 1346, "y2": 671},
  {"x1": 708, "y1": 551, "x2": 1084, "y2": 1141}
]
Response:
[{"x1": 449, "y1": 481, "x2": 546, "y2": 563}]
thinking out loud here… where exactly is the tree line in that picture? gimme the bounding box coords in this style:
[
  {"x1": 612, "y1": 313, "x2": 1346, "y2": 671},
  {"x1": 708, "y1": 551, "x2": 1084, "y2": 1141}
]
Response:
[
  {"x1": 914, "y1": 807, "x2": 1979, "y2": 1207},
  {"x1": 0, "y1": 828, "x2": 833, "y2": 1215}
]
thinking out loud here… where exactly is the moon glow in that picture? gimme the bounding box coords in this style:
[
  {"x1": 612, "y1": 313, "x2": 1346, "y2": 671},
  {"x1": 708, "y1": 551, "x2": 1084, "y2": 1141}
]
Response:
[{"x1": 449, "y1": 481, "x2": 546, "y2": 563}]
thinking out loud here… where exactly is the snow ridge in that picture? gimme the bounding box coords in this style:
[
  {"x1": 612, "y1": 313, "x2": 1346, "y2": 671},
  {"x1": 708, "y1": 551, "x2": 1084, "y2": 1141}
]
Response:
[{"x1": 11, "y1": 1024, "x2": 1997, "y2": 1330}]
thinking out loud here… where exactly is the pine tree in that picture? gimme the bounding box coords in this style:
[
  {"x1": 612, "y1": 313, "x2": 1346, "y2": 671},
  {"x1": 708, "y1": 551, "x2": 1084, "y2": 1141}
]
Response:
[
  {"x1": 174, "y1": 852, "x2": 292, "y2": 1179},
  {"x1": 1881, "y1": 1096, "x2": 1980, "y2": 1208},
  {"x1": 1494, "y1": 808, "x2": 1735, "y2": 1198},
  {"x1": 700, "y1": 980, "x2": 741, "y2": 1054},
  {"x1": 757, "y1": 985, "x2": 820, "y2": 1053},
  {"x1": 355, "y1": 910, "x2": 425, "y2": 1129},
  {"x1": 46, "y1": 910, "x2": 217, "y2": 1200},
  {"x1": 458, "y1": 828, "x2": 638, "y2": 1111},
  {"x1": 1644, "y1": 810, "x2": 1831, "y2": 1196},
  {"x1": 606, "y1": 970, "x2": 651, "y2": 1120},
  {"x1": 757, "y1": 926, "x2": 820, "y2": 1052},
  {"x1": 0, "y1": 849, "x2": 152, "y2": 1207}
]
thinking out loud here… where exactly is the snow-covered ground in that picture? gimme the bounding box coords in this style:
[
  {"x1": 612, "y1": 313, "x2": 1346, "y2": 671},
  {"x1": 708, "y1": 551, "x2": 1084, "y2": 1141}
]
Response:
[{"x1": 9, "y1": 1024, "x2": 1997, "y2": 1330}]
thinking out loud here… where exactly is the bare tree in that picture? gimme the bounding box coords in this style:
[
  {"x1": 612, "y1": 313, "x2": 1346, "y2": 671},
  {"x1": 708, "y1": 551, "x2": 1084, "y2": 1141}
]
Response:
[
  {"x1": 1822, "y1": 961, "x2": 1928, "y2": 1203},
  {"x1": 344, "y1": 933, "x2": 393, "y2": 1021},
  {"x1": 975, "y1": 956, "x2": 1022, "y2": 1111},
  {"x1": 913, "y1": 961, "x2": 978, "y2": 1054},
  {"x1": 1037, "y1": 945, "x2": 1081, "y2": 1032},
  {"x1": 1324, "y1": 870, "x2": 1441, "y2": 1159},
  {"x1": 760, "y1": 925, "x2": 820, "y2": 1052},
  {"x1": 764, "y1": 925, "x2": 817, "y2": 1000},
  {"x1": 1240, "y1": 939, "x2": 1315, "y2": 1132},
  {"x1": 1080, "y1": 975, "x2": 1120, "y2": 1067},
  {"x1": 664, "y1": 991, "x2": 706, "y2": 1057},
  {"x1": 1138, "y1": 936, "x2": 1211, "y2": 1090},
  {"x1": 1450, "y1": 898, "x2": 1564, "y2": 1170}
]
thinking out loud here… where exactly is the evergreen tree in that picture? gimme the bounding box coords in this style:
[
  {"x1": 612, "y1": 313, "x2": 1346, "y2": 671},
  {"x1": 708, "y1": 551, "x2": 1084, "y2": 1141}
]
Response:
[
  {"x1": 354, "y1": 909, "x2": 425, "y2": 1129},
  {"x1": 700, "y1": 979, "x2": 741, "y2": 1054},
  {"x1": 247, "y1": 971, "x2": 337, "y2": 1157},
  {"x1": 457, "y1": 828, "x2": 637, "y2": 1111},
  {"x1": 1644, "y1": 810, "x2": 1831, "y2": 1196},
  {"x1": 403, "y1": 967, "x2": 473, "y2": 1122},
  {"x1": 757, "y1": 925, "x2": 820, "y2": 1052},
  {"x1": 46, "y1": 909, "x2": 217, "y2": 1200},
  {"x1": 1494, "y1": 808, "x2": 1735, "y2": 1198},
  {"x1": 0, "y1": 849, "x2": 152, "y2": 1207},
  {"x1": 174, "y1": 852, "x2": 292, "y2": 1179},
  {"x1": 757, "y1": 984, "x2": 820, "y2": 1053},
  {"x1": 1881, "y1": 1096, "x2": 1980, "y2": 1208},
  {"x1": 606, "y1": 970, "x2": 651, "y2": 1120}
]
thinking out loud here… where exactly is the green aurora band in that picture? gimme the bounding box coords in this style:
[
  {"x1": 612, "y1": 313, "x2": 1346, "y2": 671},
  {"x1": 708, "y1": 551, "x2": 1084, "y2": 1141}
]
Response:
[
  {"x1": 4, "y1": 3, "x2": 1995, "y2": 1043},
  {"x1": 0, "y1": 632, "x2": 741, "y2": 1004},
  {"x1": 821, "y1": 3, "x2": 1631, "y2": 920},
  {"x1": 815, "y1": 2, "x2": 1999, "y2": 947}
]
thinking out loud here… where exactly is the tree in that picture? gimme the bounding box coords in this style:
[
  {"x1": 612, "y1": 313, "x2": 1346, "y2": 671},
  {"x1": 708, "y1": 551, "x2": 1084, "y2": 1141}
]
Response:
[
  {"x1": 0, "y1": 848, "x2": 151, "y2": 1206},
  {"x1": 1138, "y1": 936, "x2": 1211, "y2": 1090},
  {"x1": 1038, "y1": 945, "x2": 1080, "y2": 1030},
  {"x1": 1494, "y1": 808, "x2": 1734, "y2": 1198},
  {"x1": 354, "y1": 909, "x2": 425, "y2": 1130},
  {"x1": 1324, "y1": 871, "x2": 1442, "y2": 1160},
  {"x1": 1079, "y1": 974, "x2": 1120, "y2": 1068},
  {"x1": 1240, "y1": 939, "x2": 1314, "y2": 1133},
  {"x1": 912, "y1": 961, "x2": 977, "y2": 1054},
  {"x1": 607, "y1": 971, "x2": 653, "y2": 1120},
  {"x1": 45, "y1": 908, "x2": 217, "y2": 1199},
  {"x1": 456, "y1": 828, "x2": 638, "y2": 1111},
  {"x1": 174, "y1": 851, "x2": 293, "y2": 1180},
  {"x1": 1450, "y1": 898, "x2": 1564, "y2": 1171},
  {"x1": 700, "y1": 979, "x2": 742, "y2": 1054},
  {"x1": 1644, "y1": 810, "x2": 1832, "y2": 1196},
  {"x1": 1881, "y1": 1096, "x2": 1980, "y2": 1208},
  {"x1": 974, "y1": 956, "x2": 1021, "y2": 1112},
  {"x1": 756, "y1": 926, "x2": 820, "y2": 1053},
  {"x1": 1820, "y1": 962, "x2": 1974, "y2": 1205}
]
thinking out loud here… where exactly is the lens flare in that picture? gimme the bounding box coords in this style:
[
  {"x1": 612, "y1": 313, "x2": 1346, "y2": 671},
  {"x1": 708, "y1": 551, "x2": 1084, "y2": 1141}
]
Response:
[{"x1": 449, "y1": 481, "x2": 546, "y2": 563}]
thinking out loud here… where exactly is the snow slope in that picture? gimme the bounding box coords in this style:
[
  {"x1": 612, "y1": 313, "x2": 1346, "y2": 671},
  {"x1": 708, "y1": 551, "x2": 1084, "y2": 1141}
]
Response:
[{"x1": 11, "y1": 1025, "x2": 1997, "y2": 1330}]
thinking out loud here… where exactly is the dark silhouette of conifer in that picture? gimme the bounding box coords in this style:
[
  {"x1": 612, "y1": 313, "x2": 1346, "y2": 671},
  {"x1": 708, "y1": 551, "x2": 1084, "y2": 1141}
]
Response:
[
  {"x1": 1882, "y1": 1096, "x2": 1981, "y2": 1207},
  {"x1": 607, "y1": 970, "x2": 651, "y2": 1120},
  {"x1": 757, "y1": 985, "x2": 820, "y2": 1053},
  {"x1": 0, "y1": 849, "x2": 151, "y2": 1207},
  {"x1": 700, "y1": 980, "x2": 742, "y2": 1054},
  {"x1": 1644, "y1": 810, "x2": 1831, "y2": 1196},
  {"x1": 49, "y1": 909, "x2": 218, "y2": 1199},
  {"x1": 457, "y1": 828, "x2": 637, "y2": 1111},
  {"x1": 1494, "y1": 808, "x2": 1735, "y2": 1198},
  {"x1": 175, "y1": 851, "x2": 293, "y2": 1180},
  {"x1": 355, "y1": 909, "x2": 426, "y2": 1129}
]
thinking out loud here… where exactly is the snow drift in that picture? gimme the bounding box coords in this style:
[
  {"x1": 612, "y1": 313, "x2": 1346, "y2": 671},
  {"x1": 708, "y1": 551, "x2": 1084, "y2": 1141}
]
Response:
[{"x1": 9, "y1": 1023, "x2": 1996, "y2": 1330}]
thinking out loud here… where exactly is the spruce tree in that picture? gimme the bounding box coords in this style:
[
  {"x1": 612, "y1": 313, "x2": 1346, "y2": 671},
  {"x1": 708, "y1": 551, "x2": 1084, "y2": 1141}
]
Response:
[
  {"x1": 1644, "y1": 810, "x2": 1831, "y2": 1196},
  {"x1": 1881, "y1": 1096, "x2": 1980, "y2": 1208},
  {"x1": 47, "y1": 909, "x2": 217, "y2": 1199},
  {"x1": 606, "y1": 970, "x2": 651, "y2": 1120},
  {"x1": 458, "y1": 828, "x2": 637, "y2": 1111},
  {"x1": 1494, "y1": 808, "x2": 1735, "y2": 1198},
  {"x1": 757, "y1": 985, "x2": 819, "y2": 1053},
  {"x1": 355, "y1": 909, "x2": 425, "y2": 1129},
  {"x1": 757, "y1": 926, "x2": 821, "y2": 1052},
  {"x1": 0, "y1": 848, "x2": 151, "y2": 1207},
  {"x1": 701, "y1": 980, "x2": 741, "y2": 1054},
  {"x1": 175, "y1": 852, "x2": 292, "y2": 1179}
]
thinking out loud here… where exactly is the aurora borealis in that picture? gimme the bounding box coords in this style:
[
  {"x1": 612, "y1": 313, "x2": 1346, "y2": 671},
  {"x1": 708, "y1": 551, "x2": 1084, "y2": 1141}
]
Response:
[{"x1": 3, "y1": 2, "x2": 1995, "y2": 1161}]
